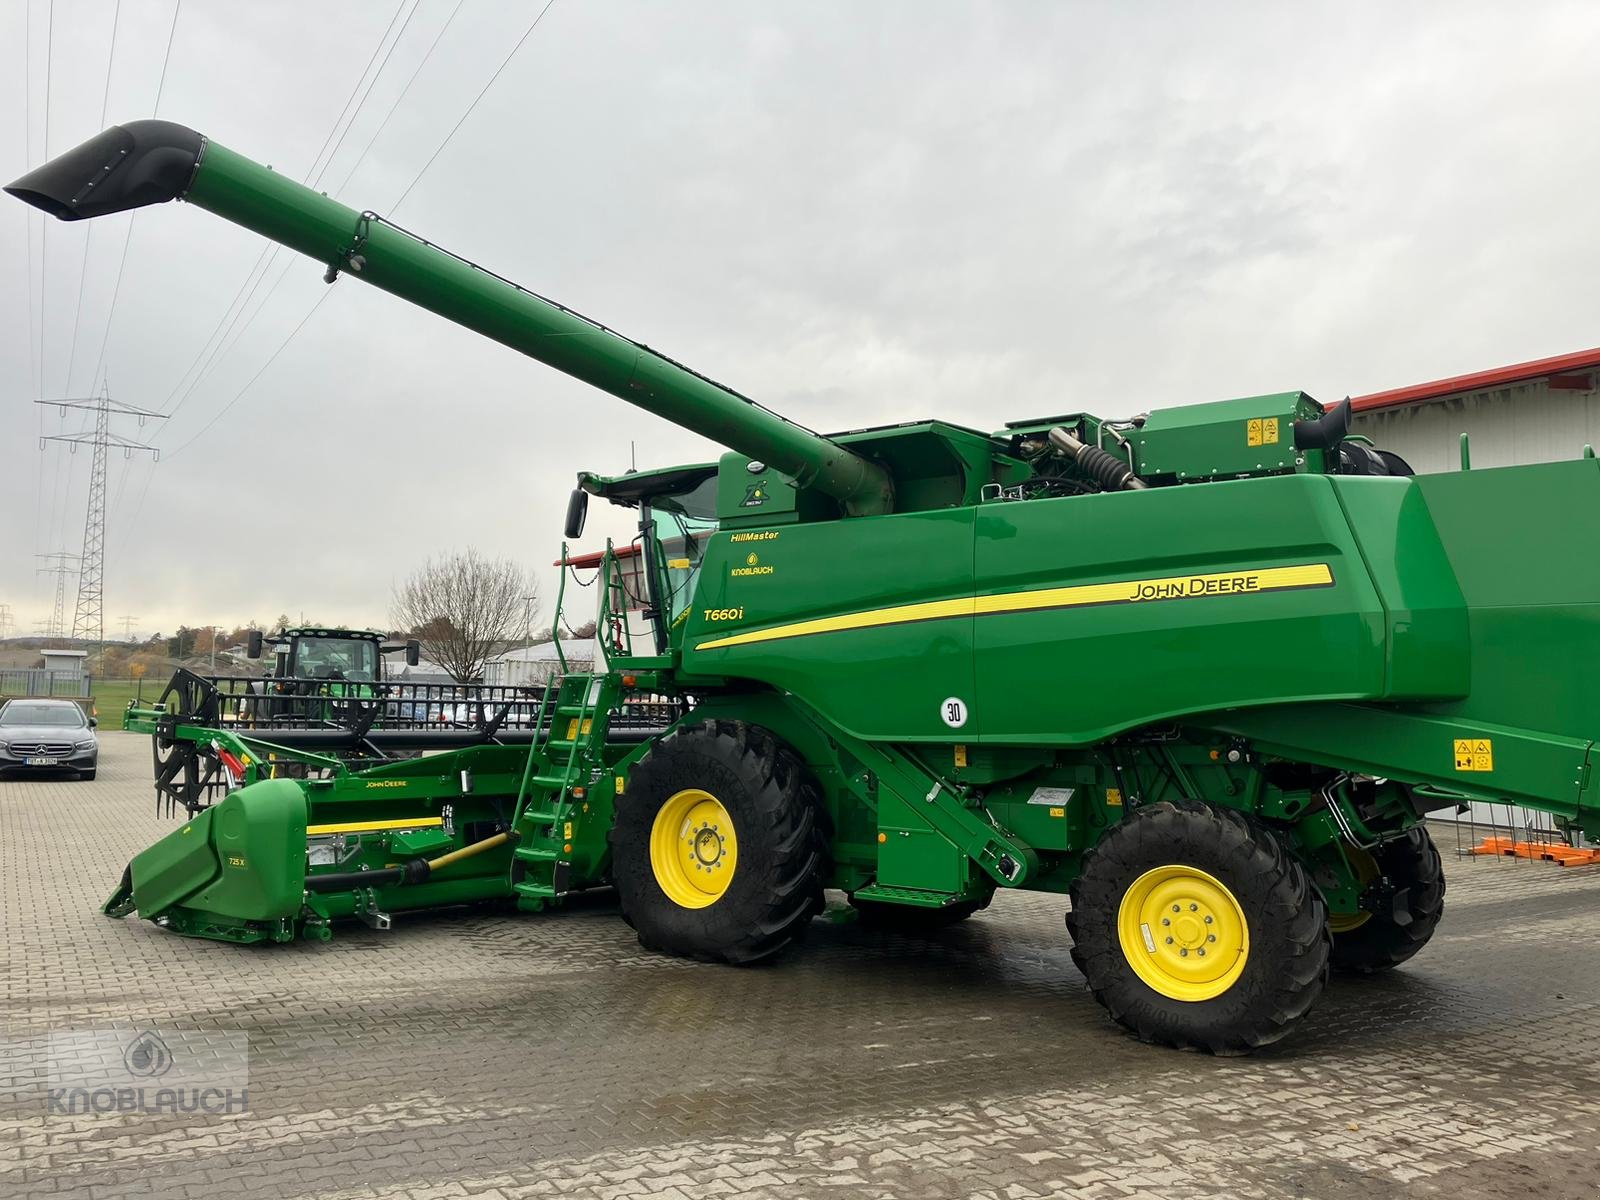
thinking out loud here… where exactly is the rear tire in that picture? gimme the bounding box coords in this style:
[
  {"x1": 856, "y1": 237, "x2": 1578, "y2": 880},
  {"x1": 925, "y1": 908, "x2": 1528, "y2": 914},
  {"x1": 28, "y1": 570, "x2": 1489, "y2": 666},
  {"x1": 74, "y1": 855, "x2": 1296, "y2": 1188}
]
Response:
[
  {"x1": 612, "y1": 720, "x2": 825, "y2": 965},
  {"x1": 1329, "y1": 827, "x2": 1445, "y2": 973},
  {"x1": 1068, "y1": 800, "x2": 1330, "y2": 1054}
]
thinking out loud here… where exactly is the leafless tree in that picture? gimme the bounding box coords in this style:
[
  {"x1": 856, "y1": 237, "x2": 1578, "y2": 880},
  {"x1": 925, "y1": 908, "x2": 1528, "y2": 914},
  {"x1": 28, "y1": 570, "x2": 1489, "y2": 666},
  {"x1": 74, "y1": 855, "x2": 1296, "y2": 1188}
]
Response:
[{"x1": 392, "y1": 548, "x2": 537, "y2": 682}]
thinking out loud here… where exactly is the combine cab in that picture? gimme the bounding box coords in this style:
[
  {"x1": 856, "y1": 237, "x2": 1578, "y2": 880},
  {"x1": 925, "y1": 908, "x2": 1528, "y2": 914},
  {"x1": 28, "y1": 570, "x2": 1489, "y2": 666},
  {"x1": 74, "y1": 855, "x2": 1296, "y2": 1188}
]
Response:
[{"x1": 16, "y1": 121, "x2": 1600, "y2": 1053}]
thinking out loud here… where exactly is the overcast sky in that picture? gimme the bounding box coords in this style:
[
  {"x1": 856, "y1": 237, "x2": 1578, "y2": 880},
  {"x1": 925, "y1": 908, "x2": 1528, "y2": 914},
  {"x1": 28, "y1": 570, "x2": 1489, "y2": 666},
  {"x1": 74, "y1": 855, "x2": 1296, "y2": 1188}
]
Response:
[{"x1": 3, "y1": 1, "x2": 1598, "y2": 642}]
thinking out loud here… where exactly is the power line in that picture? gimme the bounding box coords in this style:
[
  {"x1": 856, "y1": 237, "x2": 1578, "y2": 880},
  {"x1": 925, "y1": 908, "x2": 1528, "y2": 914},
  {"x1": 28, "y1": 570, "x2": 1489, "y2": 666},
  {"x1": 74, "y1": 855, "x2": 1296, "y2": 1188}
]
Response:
[
  {"x1": 25, "y1": 0, "x2": 45, "y2": 559},
  {"x1": 23, "y1": 0, "x2": 38, "y2": 402},
  {"x1": 168, "y1": 0, "x2": 564, "y2": 459},
  {"x1": 153, "y1": 0, "x2": 419, "y2": 432},
  {"x1": 163, "y1": 289, "x2": 332, "y2": 459},
  {"x1": 391, "y1": 0, "x2": 562, "y2": 215},
  {"x1": 329, "y1": 0, "x2": 471, "y2": 198},
  {"x1": 40, "y1": 0, "x2": 54, "y2": 395},
  {"x1": 152, "y1": 0, "x2": 181, "y2": 116},
  {"x1": 308, "y1": 0, "x2": 422, "y2": 186},
  {"x1": 41, "y1": 403, "x2": 90, "y2": 566},
  {"x1": 303, "y1": 0, "x2": 412, "y2": 186},
  {"x1": 156, "y1": 243, "x2": 281, "y2": 419},
  {"x1": 161, "y1": 0, "x2": 564, "y2": 456},
  {"x1": 152, "y1": 1, "x2": 436, "y2": 450},
  {"x1": 63, "y1": 0, "x2": 124, "y2": 395},
  {"x1": 81, "y1": 0, "x2": 182, "y2": 405}
]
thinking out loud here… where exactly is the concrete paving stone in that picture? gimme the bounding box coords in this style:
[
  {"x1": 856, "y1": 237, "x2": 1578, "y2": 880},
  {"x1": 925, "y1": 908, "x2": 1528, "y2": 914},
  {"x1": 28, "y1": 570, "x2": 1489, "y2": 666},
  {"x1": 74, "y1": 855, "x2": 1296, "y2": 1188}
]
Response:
[{"x1": 3, "y1": 732, "x2": 1599, "y2": 1199}]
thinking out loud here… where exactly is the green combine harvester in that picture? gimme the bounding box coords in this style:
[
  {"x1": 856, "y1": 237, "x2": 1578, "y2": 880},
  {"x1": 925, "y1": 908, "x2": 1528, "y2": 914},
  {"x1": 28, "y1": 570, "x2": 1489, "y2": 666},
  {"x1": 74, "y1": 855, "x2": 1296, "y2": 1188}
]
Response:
[{"x1": 13, "y1": 121, "x2": 1599, "y2": 1053}]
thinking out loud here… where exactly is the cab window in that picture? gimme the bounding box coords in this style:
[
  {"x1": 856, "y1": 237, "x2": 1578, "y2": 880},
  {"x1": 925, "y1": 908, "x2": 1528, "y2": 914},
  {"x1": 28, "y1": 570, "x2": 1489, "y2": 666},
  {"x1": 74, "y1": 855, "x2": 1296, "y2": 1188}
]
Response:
[{"x1": 647, "y1": 475, "x2": 719, "y2": 626}]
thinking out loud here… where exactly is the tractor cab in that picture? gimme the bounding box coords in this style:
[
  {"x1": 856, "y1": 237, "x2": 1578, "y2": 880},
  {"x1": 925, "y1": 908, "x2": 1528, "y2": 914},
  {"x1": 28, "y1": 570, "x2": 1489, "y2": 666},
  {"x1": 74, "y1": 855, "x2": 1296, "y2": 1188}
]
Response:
[{"x1": 245, "y1": 627, "x2": 418, "y2": 683}]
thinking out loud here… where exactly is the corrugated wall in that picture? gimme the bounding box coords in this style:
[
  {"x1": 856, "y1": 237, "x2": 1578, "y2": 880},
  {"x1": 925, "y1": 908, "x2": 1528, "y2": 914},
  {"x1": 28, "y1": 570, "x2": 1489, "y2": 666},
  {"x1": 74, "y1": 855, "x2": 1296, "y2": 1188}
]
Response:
[{"x1": 1351, "y1": 381, "x2": 1600, "y2": 474}]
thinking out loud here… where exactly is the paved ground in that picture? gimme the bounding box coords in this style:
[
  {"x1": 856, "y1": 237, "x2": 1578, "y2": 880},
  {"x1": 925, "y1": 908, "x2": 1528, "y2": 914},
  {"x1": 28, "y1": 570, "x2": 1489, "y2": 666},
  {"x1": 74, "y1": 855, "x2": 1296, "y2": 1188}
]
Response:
[{"x1": 3, "y1": 731, "x2": 1598, "y2": 1199}]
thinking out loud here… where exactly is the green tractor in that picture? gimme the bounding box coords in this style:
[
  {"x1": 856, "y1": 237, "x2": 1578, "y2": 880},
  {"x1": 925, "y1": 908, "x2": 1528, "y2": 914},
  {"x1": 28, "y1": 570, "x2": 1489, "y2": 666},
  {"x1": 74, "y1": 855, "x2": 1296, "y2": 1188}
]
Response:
[
  {"x1": 130, "y1": 626, "x2": 423, "y2": 816},
  {"x1": 14, "y1": 121, "x2": 1598, "y2": 1052},
  {"x1": 239, "y1": 626, "x2": 418, "y2": 724}
]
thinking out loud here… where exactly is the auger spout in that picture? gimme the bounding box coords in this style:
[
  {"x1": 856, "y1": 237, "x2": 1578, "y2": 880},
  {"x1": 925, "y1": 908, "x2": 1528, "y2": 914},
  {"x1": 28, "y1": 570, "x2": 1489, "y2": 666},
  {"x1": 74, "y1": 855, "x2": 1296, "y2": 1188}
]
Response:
[{"x1": 8, "y1": 121, "x2": 893, "y2": 515}]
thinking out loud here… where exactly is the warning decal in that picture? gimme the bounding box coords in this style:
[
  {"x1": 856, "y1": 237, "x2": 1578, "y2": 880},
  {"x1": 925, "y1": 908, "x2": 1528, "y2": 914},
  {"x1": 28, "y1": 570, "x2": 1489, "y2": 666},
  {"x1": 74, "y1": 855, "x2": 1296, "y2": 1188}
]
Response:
[
  {"x1": 1246, "y1": 417, "x2": 1281, "y2": 447},
  {"x1": 1453, "y1": 738, "x2": 1494, "y2": 772}
]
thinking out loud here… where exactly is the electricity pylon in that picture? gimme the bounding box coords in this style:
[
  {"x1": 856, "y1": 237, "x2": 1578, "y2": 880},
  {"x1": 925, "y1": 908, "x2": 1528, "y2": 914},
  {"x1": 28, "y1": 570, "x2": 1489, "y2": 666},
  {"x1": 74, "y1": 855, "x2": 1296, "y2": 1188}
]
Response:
[{"x1": 37, "y1": 391, "x2": 164, "y2": 659}]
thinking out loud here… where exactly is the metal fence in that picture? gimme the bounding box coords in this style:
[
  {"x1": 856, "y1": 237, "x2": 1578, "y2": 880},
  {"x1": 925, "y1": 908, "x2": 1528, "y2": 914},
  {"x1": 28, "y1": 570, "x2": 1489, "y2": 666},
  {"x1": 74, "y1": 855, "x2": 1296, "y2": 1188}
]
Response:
[
  {"x1": 146, "y1": 670, "x2": 680, "y2": 734},
  {"x1": 0, "y1": 669, "x2": 91, "y2": 699}
]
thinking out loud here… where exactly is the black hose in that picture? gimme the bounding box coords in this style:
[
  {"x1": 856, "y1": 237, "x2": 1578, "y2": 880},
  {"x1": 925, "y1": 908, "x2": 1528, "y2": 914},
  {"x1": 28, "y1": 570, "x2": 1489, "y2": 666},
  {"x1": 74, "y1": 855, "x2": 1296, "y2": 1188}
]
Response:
[
  {"x1": 1047, "y1": 427, "x2": 1147, "y2": 491},
  {"x1": 304, "y1": 859, "x2": 429, "y2": 893},
  {"x1": 1075, "y1": 441, "x2": 1143, "y2": 491},
  {"x1": 1293, "y1": 398, "x2": 1351, "y2": 450}
]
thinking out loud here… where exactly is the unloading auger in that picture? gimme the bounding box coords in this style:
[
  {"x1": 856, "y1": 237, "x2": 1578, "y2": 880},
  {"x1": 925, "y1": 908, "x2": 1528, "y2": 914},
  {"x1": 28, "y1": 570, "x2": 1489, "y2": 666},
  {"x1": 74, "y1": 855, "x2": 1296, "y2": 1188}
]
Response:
[{"x1": 13, "y1": 120, "x2": 1598, "y2": 1053}]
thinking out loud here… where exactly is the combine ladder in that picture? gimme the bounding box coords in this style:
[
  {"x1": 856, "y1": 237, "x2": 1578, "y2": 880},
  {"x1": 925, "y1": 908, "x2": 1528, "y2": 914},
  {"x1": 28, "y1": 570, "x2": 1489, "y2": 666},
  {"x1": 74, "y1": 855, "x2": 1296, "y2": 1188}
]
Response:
[{"x1": 510, "y1": 672, "x2": 620, "y2": 907}]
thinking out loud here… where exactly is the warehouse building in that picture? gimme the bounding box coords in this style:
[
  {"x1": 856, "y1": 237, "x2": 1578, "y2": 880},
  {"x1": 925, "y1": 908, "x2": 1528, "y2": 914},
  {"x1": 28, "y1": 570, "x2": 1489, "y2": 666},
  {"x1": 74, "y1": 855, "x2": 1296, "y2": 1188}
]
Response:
[{"x1": 1349, "y1": 346, "x2": 1600, "y2": 472}]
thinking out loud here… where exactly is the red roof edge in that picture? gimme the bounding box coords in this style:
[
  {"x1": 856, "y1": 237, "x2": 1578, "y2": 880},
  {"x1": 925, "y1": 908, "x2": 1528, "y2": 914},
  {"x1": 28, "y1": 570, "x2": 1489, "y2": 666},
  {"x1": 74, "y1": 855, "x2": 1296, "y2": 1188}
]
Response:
[
  {"x1": 556, "y1": 543, "x2": 642, "y2": 569},
  {"x1": 1350, "y1": 347, "x2": 1600, "y2": 413}
]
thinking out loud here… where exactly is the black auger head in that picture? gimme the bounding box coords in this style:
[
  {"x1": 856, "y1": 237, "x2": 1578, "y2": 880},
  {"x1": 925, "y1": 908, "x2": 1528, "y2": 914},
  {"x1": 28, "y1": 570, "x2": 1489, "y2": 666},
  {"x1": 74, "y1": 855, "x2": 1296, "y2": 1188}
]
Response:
[{"x1": 6, "y1": 120, "x2": 205, "y2": 220}]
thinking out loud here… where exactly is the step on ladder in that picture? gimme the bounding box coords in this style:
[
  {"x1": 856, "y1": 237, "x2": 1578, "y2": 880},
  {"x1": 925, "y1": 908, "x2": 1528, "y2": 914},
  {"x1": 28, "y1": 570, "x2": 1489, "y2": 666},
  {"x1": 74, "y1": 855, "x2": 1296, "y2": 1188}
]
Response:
[{"x1": 510, "y1": 672, "x2": 620, "y2": 906}]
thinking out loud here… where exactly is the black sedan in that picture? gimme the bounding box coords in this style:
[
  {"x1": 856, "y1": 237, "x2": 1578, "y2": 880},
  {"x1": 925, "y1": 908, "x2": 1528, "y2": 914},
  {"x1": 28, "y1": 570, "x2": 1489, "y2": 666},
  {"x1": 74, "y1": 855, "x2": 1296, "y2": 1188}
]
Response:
[{"x1": 0, "y1": 698, "x2": 99, "y2": 780}]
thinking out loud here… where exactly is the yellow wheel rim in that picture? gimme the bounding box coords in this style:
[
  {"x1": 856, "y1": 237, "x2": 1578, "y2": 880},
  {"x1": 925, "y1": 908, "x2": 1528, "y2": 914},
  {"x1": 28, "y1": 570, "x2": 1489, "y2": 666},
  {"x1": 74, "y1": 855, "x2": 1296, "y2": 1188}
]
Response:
[
  {"x1": 1116, "y1": 865, "x2": 1249, "y2": 1002},
  {"x1": 649, "y1": 788, "x2": 738, "y2": 909},
  {"x1": 1327, "y1": 844, "x2": 1377, "y2": 933}
]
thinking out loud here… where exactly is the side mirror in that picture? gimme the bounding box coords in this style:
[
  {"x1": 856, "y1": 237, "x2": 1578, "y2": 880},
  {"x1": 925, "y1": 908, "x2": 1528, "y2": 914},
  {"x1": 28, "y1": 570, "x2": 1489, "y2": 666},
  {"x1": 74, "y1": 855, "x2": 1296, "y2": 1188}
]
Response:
[
  {"x1": 246, "y1": 630, "x2": 263, "y2": 659},
  {"x1": 564, "y1": 488, "x2": 588, "y2": 540},
  {"x1": 88, "y1": 717, "x2": 98, "y2": 728},
  {"x1": 405, "y1": 639, "x2": 421, "y2": 667}
]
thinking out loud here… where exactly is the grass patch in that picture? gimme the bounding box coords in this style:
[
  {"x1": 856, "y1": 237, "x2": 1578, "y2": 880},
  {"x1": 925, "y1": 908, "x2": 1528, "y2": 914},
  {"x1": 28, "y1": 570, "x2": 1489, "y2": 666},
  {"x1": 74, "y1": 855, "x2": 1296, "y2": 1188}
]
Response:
[{"x1": 90, "y1": 679, "x2": 157, "y2": 720}]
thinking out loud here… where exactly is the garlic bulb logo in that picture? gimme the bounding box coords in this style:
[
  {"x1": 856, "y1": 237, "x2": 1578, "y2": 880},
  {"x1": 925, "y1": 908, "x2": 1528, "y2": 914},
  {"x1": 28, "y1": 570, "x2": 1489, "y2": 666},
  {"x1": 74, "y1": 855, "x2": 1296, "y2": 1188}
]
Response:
[{"x1": 123, "y1": 1030, "x2": 174, "y2": 1077}]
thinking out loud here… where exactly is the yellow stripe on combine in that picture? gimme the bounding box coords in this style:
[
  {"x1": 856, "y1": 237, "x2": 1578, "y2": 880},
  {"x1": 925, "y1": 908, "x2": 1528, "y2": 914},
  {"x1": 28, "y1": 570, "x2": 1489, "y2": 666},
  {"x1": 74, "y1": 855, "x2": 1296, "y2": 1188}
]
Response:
[
  {"x1": 695, "y1": 563, "x2": 1334, "y2": 652},
  {"x1": 306, "y1": 816, "x2": 445, "y2": 836}
]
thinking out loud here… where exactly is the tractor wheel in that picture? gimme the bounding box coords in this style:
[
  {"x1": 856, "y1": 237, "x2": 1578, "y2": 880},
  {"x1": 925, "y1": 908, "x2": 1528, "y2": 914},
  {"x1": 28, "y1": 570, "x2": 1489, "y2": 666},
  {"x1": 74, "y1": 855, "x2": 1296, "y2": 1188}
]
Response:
[
  {"x1": 1067, "y1": 800, "x2": 1330, "y2": 1054},
  {"x1": 611, "y1": 720, "x2": 825, "y2": 965},
  {"x1": 850, "y1": 894, "x2": 991, "y2": 930},
  {"x1": 1329, "y1": 827, "x2": 1445, "y2": 974}
]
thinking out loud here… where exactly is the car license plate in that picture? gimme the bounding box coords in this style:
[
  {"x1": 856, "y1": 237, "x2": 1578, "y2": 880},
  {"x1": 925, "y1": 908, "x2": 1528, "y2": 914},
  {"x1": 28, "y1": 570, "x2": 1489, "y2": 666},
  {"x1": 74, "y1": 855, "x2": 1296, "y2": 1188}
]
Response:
[{"x1": 25, "y1": 756, "x2": 59, "y2": 766}]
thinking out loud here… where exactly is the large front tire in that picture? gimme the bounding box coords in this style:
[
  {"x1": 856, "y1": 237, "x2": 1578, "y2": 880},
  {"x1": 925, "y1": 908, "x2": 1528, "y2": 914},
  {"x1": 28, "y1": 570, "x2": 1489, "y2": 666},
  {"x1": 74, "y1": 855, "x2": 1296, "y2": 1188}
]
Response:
[
  {"x1": 1329, "y1": 827, "x2": 1445, "y2": 973},
  {"x1": 612, "y1": 720, "x2": 825, "y2": 965},
  {"x1": 1067, "y1": 801, "x2": 1330, "y2": 1054}
]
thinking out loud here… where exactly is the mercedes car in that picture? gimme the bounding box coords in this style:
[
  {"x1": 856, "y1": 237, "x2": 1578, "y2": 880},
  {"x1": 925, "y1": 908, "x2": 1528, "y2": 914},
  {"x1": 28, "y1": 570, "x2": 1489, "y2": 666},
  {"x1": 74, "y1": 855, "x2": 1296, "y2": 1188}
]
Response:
[{"x1": 0, "y1": 698, "x2": 99, "y2": 780}]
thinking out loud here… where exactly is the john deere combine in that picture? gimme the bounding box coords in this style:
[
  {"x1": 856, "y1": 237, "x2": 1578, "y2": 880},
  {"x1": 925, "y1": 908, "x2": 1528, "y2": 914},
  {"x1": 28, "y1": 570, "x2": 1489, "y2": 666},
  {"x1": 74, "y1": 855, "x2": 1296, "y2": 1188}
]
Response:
[{"x1": 13, "y1": 121, "x2": 1599, "y2": 1052}]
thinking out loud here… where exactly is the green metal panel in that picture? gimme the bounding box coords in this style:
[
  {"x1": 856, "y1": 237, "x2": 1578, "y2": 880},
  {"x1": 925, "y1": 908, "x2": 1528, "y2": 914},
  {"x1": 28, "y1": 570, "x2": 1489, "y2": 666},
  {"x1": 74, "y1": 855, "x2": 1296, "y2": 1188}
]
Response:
[
  {"x1": 1326, "y1": 477, "x2": 1468, "y2": 698},
  {"x1": 130, "y1": 780, "x2": 308, "y2": 921},
  {"x1": 682, "y1": 507, "x2": 978, "y2": 739},
  {"x1": 1132, "y1": 392, "x2": 1321, "y2": 479},
  {"x1": 971, "y1": 474, "x2": 1390, "y2": 744},
  {"x1": 1411, "y1": 460, "x2": 1600, "y2": 740}
]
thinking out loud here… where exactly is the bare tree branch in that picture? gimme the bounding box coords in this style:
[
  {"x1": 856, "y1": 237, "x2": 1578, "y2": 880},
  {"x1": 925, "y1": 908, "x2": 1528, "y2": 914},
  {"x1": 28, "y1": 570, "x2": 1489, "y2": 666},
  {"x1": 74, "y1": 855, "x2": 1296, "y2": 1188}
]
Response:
[{"x1": 391, "y1": 548, "x2": 537, "y2": 683}]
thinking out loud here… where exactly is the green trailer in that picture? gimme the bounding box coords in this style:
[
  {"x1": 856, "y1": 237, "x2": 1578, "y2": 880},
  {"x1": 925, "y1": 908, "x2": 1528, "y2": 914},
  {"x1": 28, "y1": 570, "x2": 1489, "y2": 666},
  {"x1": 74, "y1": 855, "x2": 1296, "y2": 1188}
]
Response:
[{"x1": 12, "y1": 121, "x2": 1599, "y2": 1052}]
